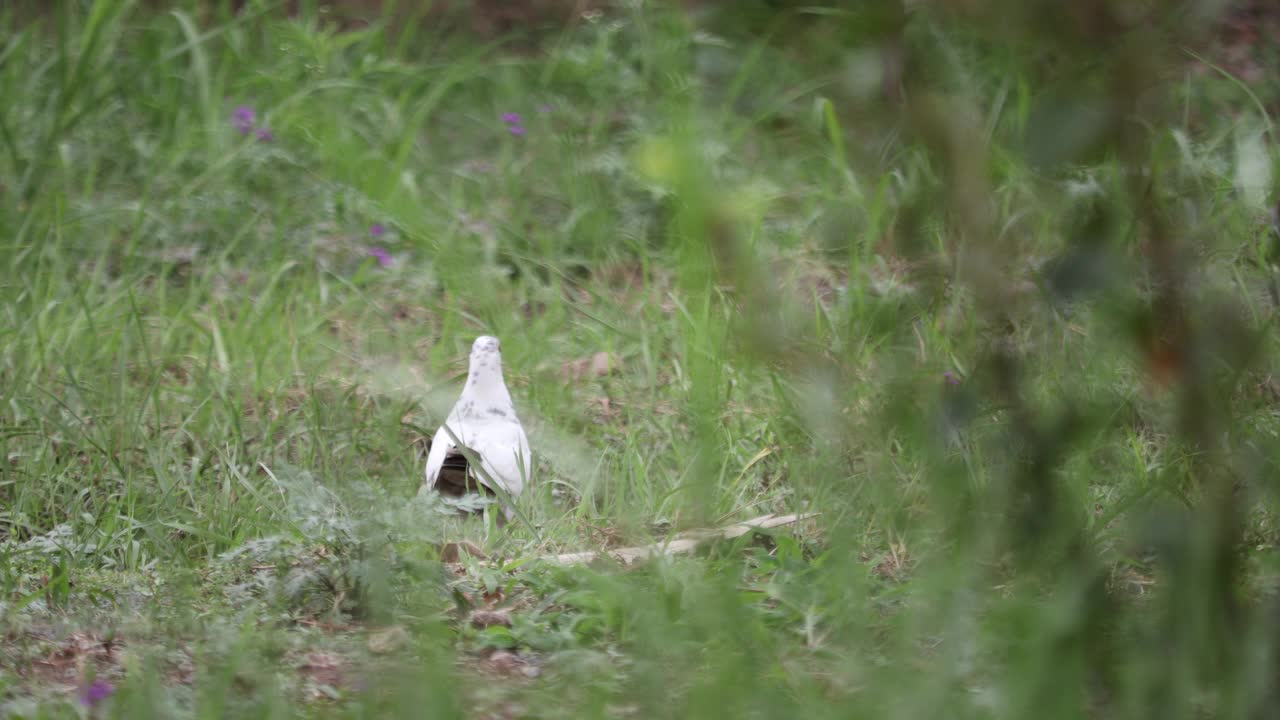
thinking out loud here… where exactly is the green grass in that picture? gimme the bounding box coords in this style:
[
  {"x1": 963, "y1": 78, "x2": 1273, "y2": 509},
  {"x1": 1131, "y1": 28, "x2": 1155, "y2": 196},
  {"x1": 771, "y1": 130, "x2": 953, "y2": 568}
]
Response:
[{"x1": 3, "y1": 0, "x2": 1280, "y2": 717}]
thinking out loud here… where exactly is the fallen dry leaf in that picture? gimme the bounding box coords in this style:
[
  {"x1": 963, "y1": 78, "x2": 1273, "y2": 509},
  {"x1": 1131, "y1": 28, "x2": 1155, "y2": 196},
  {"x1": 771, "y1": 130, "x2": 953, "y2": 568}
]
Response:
[
  {"x1": 30, "y1": 632, "x2": 120, "y2": 686},
  {"x1": 440, "y1": 540, "x2": 488, "y2": 563},
  {"x1": 298, "y1": 651, "x2": 345, "y2": 688},
  {"x1": 872, "y1": 540, "x2": 911, "y2": 580},
  {"x1": 469, "y1": 609, "x2": 512, "y2": 629},
  {"x1": 560, "y1": 351, "x2": 620, "y2": 382},
  {"x1": 589, "y1": 351, "x2": 617, "y2": 377},
  {"x1": 367, "y1": 625, "x2": 410, "y2": 655},
  {"x1": 484, "y1": 650, "x2": 531, "y2": 677}
]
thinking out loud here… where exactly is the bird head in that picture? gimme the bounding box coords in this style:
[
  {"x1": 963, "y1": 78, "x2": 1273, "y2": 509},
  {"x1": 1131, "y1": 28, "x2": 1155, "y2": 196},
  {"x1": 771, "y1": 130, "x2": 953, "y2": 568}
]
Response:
[
  {"x1": 466, "y1": 336, "x2": 508, "y2": 393},
  {"x1": 472, "y1": 335, "x2": 501, "y2": 357}
]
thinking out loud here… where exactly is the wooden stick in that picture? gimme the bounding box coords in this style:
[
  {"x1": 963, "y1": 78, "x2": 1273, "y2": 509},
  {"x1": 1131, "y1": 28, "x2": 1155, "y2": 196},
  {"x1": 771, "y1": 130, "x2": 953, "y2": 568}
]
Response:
[{"x1": 541, "y1": 512, "x2": 815, "y2": 566}]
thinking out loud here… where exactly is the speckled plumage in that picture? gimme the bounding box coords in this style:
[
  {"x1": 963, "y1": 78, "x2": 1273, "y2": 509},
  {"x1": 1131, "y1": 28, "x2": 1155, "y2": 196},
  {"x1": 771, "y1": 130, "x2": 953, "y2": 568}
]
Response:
[{"x1": 423, "y1": 336, "x2": 531, "y2": 518}]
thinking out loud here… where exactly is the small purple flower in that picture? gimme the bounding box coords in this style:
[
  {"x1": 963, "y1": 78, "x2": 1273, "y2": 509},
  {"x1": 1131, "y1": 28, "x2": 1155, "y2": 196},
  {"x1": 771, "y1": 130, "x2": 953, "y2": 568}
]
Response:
[
  {"x1": 79, "y1": 679, "x2": 114, "y2": 707},
  {"x1": 255, "y1": 127, "x2": 274, "y2": 142},
  {"x1": 537, "y1": 104, "x2": 553, "y2": 114},
  {"x1": 501, "y1": 112, "x2": 527, "y2": 136},
  {"x1": 232, "y1": 106, "x2": 256, "y2": 135},
  {"x1": 368, "y1": 247, "x2": 393, "y2": 268},
  {"x1": 369, "y1": 223, "x2": 387, "y2": 238},
  {"x1": 943, "y1": 371, "x2": 961, "y2": 386}
]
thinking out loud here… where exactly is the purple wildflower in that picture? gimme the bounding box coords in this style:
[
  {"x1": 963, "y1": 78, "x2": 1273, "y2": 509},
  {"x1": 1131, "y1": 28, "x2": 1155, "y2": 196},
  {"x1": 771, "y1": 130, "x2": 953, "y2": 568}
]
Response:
[
  {"x1": 255, "y1": 127, "x2": 274, "y2": 142},
  {"x1": 943, "y1": 371, "x2": 961, "y2": 386},
  {"x1": 79, "y1": 679, "x2": 114, "y2": 707},
  {"x1": 501, "y1": 112, "x2": 527, "y2": 136},
  {"x1": 232, "y1": 106, "x2": 256, "y2": 135},
  {"x1": 368, "y1": 247, "x2": 393, "y2": 268},
  {"x1": 369, "y1": 223, "x2": 387, "y2": 238}
]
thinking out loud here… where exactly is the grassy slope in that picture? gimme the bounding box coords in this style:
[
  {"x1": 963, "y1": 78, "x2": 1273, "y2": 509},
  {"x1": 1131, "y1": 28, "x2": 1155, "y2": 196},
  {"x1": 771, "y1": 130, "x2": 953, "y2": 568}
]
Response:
[{"x1": 2, "y1": 1, "x2": 1280, "y2": 718}]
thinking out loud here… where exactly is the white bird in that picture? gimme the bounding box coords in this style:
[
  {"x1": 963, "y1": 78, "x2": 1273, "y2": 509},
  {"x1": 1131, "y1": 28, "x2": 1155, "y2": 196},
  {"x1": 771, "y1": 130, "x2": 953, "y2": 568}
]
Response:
[{"x1": 423, "y1": 336, "x2": 531, "y2": 519}]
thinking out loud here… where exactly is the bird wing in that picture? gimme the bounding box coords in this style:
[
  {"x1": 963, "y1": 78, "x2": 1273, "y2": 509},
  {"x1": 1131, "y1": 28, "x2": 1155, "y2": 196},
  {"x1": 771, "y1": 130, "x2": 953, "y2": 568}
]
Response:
[
  {"x1": 469, "y1": 417, "x2": 532, "y2": 498},
  {"x1": 423, "y1": 424, "x2": 455, "y2": 486}
]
